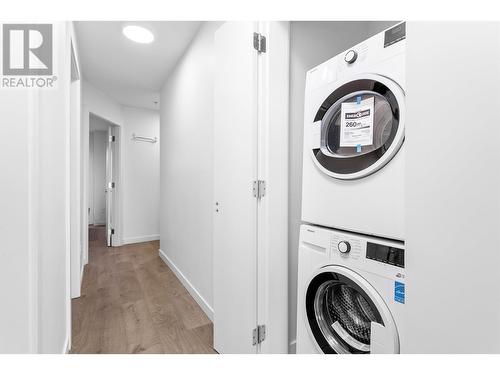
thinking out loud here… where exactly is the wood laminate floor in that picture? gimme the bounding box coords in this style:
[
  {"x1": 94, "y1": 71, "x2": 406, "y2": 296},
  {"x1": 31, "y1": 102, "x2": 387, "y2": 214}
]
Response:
[{"x1": 71, "y1": 226, "x2": 215, "y2": 354}]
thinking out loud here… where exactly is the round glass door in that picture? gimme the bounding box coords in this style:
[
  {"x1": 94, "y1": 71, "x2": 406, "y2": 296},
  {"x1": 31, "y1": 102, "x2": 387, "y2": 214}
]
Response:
[
  {"x1": 305, "y1": 268, "x2": 386, "y2": 354},
  {"x1": 311, "y1": 75, "x2": 405, "y2": 179}
]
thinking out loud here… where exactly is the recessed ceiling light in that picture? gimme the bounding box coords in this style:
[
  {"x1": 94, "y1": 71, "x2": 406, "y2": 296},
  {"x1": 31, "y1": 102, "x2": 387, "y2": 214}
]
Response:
[{"x1": 123, "y1": 25, "x2": 154, "y2": 44}]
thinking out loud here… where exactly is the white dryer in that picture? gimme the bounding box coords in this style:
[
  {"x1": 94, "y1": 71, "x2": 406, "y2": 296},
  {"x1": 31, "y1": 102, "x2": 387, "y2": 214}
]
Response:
[
  {"x1": 302, "y1": 23, "x2": 406, "y2": 240},
  {"x1": 296, "y1": 224, "x2": 406, "y2": 354}
]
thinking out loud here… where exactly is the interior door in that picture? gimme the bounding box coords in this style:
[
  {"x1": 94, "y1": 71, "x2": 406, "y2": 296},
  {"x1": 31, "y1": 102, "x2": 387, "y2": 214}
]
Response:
[
  {"x1": 213, "y1": 21, "x2": 258, "y2": 354},
  {"x1": 105, "y1": 126, "x2": 115, "y2": 247}
]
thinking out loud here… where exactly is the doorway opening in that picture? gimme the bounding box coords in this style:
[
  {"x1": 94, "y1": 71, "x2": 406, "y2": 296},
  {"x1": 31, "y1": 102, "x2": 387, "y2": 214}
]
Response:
[{"x1": 88, "y1": 113, "x2": 120, "y2": 247}]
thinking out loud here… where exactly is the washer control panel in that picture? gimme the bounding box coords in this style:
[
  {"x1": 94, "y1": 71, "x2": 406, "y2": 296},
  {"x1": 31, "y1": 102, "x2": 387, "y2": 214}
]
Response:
[
  {"x1": 337, "y1": 241, "x2": 351, "y2": 253},
  {"x1": 331, "y1": 235, "x2": 362, "y2": 259},
  {"x1": 301, "y1": 224, "x2": 406, "y2": 274},
  {"x1": 344, "y1": 49, "x2": 358, "y2": 64},
  {"x1": 366, "y1": 242, "x2": 404, "y2": 268}
]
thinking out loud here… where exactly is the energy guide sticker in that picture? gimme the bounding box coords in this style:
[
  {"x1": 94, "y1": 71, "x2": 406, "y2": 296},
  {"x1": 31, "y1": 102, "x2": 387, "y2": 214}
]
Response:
[{"x1": 340, "y1": 97, "x2": 374, "y2": 147}]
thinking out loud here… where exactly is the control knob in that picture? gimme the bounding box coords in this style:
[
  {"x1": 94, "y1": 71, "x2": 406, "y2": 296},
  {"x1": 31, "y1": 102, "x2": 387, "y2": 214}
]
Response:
[
  {"x1": 344, "y1": 50, "x2": 358, "y2": 64},
  {"x1": 338, "y1": 241, "x2": 351, "y2": 254}
]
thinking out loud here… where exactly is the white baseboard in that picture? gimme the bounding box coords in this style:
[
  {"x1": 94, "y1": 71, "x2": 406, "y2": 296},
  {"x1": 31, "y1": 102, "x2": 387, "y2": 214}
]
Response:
[
  {"x1": 289, "y1": 339, "x2": 297, "y2": 354},
  {"x1": 63, "y1": 335, "x2": 70, "y2": 354},
  {"x1": 158, "y1": 248, "x2": 214, "y2": 321},
  {"x1": 122, "y1": 234, "x2": 160, "y2": 245}
]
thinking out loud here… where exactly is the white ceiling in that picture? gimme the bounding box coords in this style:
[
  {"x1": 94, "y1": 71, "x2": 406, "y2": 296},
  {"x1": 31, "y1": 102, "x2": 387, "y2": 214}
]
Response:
[{"x1": 75, "y1": 21, "x2": 202, "y2": 110}]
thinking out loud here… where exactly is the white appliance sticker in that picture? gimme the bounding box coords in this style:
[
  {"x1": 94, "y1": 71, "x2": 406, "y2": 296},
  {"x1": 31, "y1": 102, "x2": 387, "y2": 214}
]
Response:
[
  {"x1": 340, "y1": 96, "x2": 374, "y2": 148},
  {"x1": 311, "y1": 121, "x2": 321, "y2": 149}
]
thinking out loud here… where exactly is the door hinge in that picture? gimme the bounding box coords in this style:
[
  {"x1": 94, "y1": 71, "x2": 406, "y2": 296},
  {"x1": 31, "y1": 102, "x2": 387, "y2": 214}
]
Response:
[
  {"x1": 252, "y1": 180, "x2": 266, "y2": 199},
  {"x1": 108, "y1": 182, "x2": 115, "y2": 189},
  {"x1": 109, "y1": 135, "x2": 116, "y2": 142},
  {"x1": 252, "y1": 325, "x2": 266, "y2": 345},
  {"x1": 253, "y1": 32, "x2": 266, "y2": 53}
]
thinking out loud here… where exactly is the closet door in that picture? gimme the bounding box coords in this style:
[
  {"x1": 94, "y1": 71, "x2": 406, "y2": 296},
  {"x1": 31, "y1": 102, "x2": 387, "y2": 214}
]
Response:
[{"x1": 213, "y1": 21, "x2": 259, "y2": 354}]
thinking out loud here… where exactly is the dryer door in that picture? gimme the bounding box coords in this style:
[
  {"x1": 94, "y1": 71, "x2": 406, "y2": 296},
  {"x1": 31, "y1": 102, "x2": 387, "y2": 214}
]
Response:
[
  {"x1": 310, "y1": 73, "x2": 405, "y2": 180},
  {"x1": 305, "y1": 265, "x2": 399, "y2": 354}
]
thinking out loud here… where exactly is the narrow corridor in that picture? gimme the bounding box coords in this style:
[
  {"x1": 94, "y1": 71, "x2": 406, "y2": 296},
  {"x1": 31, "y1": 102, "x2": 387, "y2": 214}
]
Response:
[{"x1": 71, "y1": 226, "x2": 215, "y2": 353}]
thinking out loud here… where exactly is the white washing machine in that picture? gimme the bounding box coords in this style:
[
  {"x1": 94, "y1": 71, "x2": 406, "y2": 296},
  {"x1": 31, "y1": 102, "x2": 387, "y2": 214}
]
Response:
[
  {"x1": 296, "y1": 224, "x2": 406, "y2": 354},
  {"x1": 302, "y1": 22, "x2": 406, "y2": 240}
]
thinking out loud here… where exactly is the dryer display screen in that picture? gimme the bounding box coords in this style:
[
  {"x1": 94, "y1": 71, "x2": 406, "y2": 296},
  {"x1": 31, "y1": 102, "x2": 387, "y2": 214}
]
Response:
[{"x1": 366, "y1": 243, "x2": 404, "y2": 268}]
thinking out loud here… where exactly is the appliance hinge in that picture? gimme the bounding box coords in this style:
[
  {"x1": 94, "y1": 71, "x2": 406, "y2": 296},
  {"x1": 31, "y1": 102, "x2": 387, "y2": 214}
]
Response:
[
  {"x1": 252, "y1": 180, "x2": 266, "y2": 199},
  {"x1": 253, "y1": 32, "x2": 266, "y2": 53},
  {"x1": 111, "y1": 228, "x2": 115, "y2": 235},
  {"x1": 252, "y1": 324, "x2": 266, "y2": 346},
  {"x1": 108, "y1": 181, "x2": 115, "y2": 189}
]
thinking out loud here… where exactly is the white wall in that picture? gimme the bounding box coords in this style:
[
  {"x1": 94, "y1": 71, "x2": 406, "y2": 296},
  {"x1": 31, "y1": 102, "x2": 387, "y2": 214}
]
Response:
[
  {"x1": 89, "y1": 130, "x2": 107, "y2": 225},
  {"x1": 0, "y1": 90, "x2": 33, "y2": 353},
  {"x1": 287, "y1": 21, "x2": 398, "y2": 350},
  {"x1": 82, "y1": 81, "x2": 123, "y2": 126},
  {"x1": 405, "y1": 22, "x2": 500, "y2": 353},
  {"x1": 160, "y1": 21, "x2": 223, "y2": 316},
  {"x1": 0, "y1": 22, "x2": 74, "y2": 353},
  {"x1": 38, "y1": 23, "x2": 72, "y2": 354},
  {"x1": 122, "y1": 107, "x2": 160, "y2": 244}
]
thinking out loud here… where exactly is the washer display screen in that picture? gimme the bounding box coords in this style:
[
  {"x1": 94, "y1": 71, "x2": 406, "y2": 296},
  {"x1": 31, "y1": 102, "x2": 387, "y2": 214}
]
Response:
[{"x1": 366, "y1": 242, "x2": 404, "y2": 268}]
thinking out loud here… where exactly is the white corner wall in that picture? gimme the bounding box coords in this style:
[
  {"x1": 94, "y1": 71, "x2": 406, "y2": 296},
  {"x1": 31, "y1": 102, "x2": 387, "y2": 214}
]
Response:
[
  {"x1": 159, "y1": 21, "x2": 223, "y2": 318},
  {"x1": 288, "y1": 21, "x2": 399, "y2": 351},
  {"x1": 122, "y1": 107, "x2": 160, "y2": 244}
]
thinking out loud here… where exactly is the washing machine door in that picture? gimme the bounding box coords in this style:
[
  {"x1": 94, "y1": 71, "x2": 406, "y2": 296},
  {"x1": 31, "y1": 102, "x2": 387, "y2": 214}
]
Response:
[
  {"x1": 305, "y1": 265, "x2": 399, "y2": 354},
  {"x1": 310, "y1": 73, "x2": 405, "y2": 180}
]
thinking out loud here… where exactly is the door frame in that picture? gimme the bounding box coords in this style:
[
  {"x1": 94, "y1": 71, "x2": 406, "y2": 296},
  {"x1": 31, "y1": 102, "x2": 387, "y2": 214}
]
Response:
[
  {"x1": 67, "y1": 21, "x2": 82, "y2": 353},
  {"x1": 105, "y1": 124, "x2": 120, "y2": 246},
  {"x1": 256, "y1": 21, "x2": 290, "y2": 354},
  {"x1": 86, "y1": 113, "x2": 123, "y2": 252},
  {"x1": 69, "y1": 36, "x2": 82, "y2": 300}
]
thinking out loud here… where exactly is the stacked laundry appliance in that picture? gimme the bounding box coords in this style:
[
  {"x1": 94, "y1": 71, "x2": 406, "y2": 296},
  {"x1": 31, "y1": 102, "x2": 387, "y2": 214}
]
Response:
[{"x1": 296, "y1": 22, "x2": 407, "y2": 354}]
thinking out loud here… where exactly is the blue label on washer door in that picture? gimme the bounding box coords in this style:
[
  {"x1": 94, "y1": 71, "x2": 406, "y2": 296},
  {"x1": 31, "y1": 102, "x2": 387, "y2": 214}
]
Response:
[{"x1": 394, "y1": 281, "x2": 405, "y2": 304}]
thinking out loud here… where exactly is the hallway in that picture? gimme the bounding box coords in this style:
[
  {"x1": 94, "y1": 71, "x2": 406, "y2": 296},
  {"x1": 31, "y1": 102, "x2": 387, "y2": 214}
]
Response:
[{"x1": 71, "y1": 227, "x2": 215, "y2": 354}]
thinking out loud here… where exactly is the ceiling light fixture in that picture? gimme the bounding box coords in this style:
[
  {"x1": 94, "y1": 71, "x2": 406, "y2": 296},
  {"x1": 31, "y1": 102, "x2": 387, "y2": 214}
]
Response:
[{"x1": 122, "y1": 25, "x2": 154, "y2": 44}]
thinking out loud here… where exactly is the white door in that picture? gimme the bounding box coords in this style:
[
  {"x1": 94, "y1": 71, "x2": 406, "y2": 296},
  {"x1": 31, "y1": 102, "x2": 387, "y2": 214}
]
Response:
[
  {"x1": 105, "y1": 126, "x2": 116, "y2": 246},
  {"x1": 213, "y1": 21, "x2": 259, "y2": 354}
]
